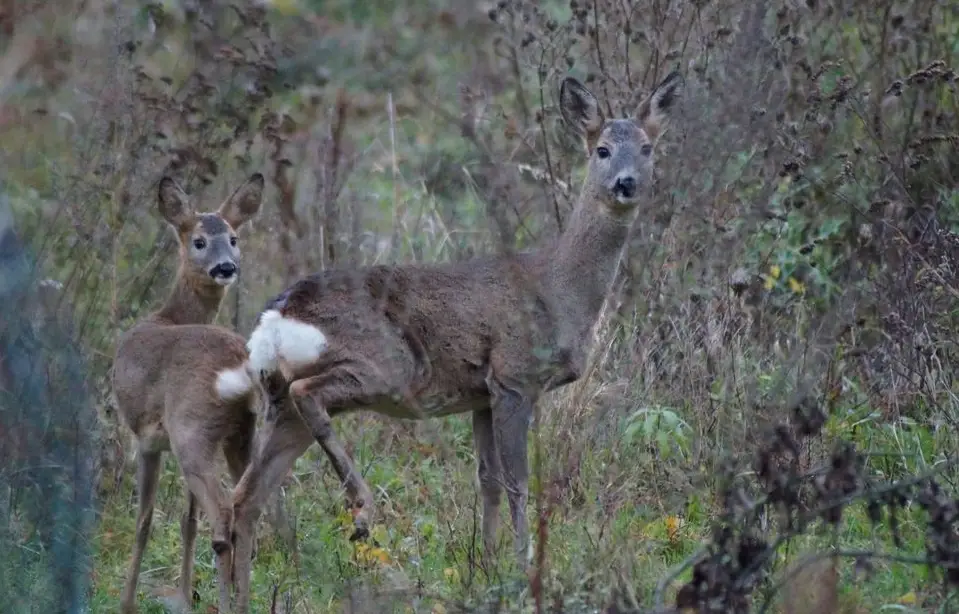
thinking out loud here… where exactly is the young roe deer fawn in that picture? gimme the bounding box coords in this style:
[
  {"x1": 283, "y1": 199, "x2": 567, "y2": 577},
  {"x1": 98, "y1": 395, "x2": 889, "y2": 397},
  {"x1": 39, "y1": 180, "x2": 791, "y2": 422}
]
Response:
[
  {"x1": 230, "y1": 71, "x2": 683, "y2": 612},
  {"x1": 113, "y1": 174, "x2": 264, "y2": 614}
]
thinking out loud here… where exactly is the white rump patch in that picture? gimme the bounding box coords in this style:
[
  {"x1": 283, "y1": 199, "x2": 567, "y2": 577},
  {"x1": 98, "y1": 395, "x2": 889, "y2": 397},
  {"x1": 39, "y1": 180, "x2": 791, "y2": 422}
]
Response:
[
  {"x1": 215, "y1": 365, "x2": 254, "y2": 401},
  {"x1": 246, "y1": 309, "x2": 328, "y2": 376}
]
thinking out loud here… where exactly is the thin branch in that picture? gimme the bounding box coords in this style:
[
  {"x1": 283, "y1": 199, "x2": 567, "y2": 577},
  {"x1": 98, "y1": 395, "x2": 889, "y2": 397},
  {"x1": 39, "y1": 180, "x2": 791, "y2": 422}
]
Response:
[
  {"x1": 592, "y1": 0, "x2": 615, "y2": 118},
  {"x1": 537, "y1": 48, "x2": 564, "y2": 233},
  {"x1": 655, "y1": 456, "x2": 959, "y2": 607}
]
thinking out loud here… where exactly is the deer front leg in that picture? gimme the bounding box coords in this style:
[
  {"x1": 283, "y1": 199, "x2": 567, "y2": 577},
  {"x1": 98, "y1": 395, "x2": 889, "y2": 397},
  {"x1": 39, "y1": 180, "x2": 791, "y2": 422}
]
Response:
[
  {"x1": 472, "y1": 408, "x2": 504, "y2": 561},
  {"x1": 488, "y1": 376, "x2": 534, "y2": 571},
  {"x1": 289, "y1": 373, "x2": 375, "y2": 541},
  {"x1": 120, "y1": 448, "x2": 162, "y2": 614}
]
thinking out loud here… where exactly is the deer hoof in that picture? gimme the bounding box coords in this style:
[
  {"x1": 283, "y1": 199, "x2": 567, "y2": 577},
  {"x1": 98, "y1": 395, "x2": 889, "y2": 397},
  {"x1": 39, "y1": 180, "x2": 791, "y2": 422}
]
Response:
[{"x1": 349, "y1": 502, "x2": 372, "y2": 541}]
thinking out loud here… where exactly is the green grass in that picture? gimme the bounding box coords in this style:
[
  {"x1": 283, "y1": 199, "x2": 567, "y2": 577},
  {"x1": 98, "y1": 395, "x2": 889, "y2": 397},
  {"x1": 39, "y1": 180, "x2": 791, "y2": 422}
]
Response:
[{"x1": 87, "y1": 397, "x2": 947, "y2": 613}]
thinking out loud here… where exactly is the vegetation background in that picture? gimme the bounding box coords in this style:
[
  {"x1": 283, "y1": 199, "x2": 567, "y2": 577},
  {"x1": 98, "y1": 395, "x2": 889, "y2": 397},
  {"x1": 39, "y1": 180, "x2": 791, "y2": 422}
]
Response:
[{"x1": 0, "y1": 0, "x2": 957, "y2": 612}]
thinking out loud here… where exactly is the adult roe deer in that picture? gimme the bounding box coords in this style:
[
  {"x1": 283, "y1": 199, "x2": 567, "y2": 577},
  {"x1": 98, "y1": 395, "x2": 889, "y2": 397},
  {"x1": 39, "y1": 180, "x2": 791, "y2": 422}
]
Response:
[
  {"x1": 113, "y1": 174, "x2": 264, "y2": 614},
  {"x1": 230, "y1": 71, "x2": 683, "y2": 612}
]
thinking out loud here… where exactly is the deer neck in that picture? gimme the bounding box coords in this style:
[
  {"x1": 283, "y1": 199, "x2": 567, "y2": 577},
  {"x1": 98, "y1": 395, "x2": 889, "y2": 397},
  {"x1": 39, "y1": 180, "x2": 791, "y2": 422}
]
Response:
[
  {"x1": 152, "y1": 268, "x2": 226, "y2": 326},
  {"x1": 550, "y1": 193, "x2": 633, "y2": 326}
]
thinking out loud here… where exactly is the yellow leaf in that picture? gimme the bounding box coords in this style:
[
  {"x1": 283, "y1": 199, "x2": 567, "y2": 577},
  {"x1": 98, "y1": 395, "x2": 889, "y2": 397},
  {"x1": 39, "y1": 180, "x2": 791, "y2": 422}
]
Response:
[
  {"x1": 353, "y1": 539, "x2": 391, "y2": 565},
  {"x1": 787, "y1": 277, "x2": 806, "y2": 295},
  {"x1": 769, "y1": 264, "x2": 781, "y2": 279},
  {"x1": 763, "y1": 275, "x2": 777, "y2": 290},
  {"x1": 898, "y1": 591, "x2": 917, "y2": 605},
  {"x1": 443, "y1": 567, "x2": 460, "y2": 584},
  {"x1": 336, "y1": 510, "x2": 353, "y2": 529},
  {"x1": 432, "y1": 603, "x2": 447, "y2": 614},
  {"x1": 665, "y1": 515, "x2": 682, "y2": 542}
]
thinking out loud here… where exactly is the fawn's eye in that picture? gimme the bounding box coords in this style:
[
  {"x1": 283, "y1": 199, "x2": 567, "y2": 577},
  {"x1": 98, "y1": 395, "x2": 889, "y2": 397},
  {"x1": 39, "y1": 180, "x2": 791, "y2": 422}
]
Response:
[
  {"x1": 230, "y1": 236, "x2": 237, "y2": 247},
  {"x1": 193, "y1": 238, "x2": 207, "y2": 250},
  {"x1": 640, "y1": 144, "x2": 653, "y2": 156},
  {"x1": 596, "y1": 146, "x2": 611, "y2": 159}
]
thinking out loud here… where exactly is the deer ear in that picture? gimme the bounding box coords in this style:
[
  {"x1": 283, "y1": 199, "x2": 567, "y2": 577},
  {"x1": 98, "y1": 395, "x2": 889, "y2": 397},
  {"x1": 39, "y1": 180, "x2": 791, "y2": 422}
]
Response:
[
  {"x1": 158, "y1": 176, "x2": 194, "y2": 232},
  {"x1": 560, "y1": 77, "x2": 604, "y2": 145},
  {"x1": 634, "y1": 70, "x2": 684, "y2": 144},
  {"x1": 218, "y1": 173, "x2": 264, "y2": 230}
]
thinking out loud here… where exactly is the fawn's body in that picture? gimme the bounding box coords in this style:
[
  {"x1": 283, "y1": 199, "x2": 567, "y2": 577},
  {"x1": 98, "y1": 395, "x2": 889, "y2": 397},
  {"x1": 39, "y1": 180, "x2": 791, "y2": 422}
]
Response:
[
  {"x1": 231, "y1": 72, "x2": 683, "y2": 614},
  {"x1": 113, "y1": 175, "x2": 264, "y2": 614}
]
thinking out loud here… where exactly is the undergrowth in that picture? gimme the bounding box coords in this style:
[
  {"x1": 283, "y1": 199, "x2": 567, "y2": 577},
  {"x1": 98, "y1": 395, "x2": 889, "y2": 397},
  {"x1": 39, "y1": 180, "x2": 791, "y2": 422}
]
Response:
[{"x1": 0, "y1": 0, "x2": 957, "y2": 612}]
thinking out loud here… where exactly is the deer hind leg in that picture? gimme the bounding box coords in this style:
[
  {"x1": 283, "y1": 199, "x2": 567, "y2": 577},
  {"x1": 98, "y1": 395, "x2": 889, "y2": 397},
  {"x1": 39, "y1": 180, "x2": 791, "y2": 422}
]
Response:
[
  {"x1": 222, "y1": 411, "x2": 255, "y2": 486},
  {"x1": 232, "y1": 405, "x2": 313, "y2": 614},
  {"x1": 287, "y1": 369, "x2": 388, "y2": 542},
  {"x1": 120, "y1": 448, "x2": 162, "y2": 614},
  {"x1": 472, "y1": 407, "x2": 505, "y2": 562},
  {"x1": 171, "y1": 435, "x2": 234, "y2": 614},
  {"x1": 489, "y1": 377, "x2": 534, "y2": 571}
]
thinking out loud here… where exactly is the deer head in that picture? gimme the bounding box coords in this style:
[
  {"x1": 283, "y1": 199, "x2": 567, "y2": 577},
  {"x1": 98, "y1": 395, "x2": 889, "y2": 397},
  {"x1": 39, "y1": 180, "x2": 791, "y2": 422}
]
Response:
[
  {"x1": 560, "y1": 71, "x2": 683, "y2": 215},
  {"x1": 158, "y1": 173, "x2": 265, "y2": 287}
]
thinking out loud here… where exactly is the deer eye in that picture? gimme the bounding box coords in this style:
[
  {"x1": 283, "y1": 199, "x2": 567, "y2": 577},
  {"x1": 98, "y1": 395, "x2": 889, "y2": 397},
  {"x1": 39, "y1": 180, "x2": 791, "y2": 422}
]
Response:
[
  {"x1": 230, "y1": 236, "x2": 237, "y2": 247},
  {"x1": 596, "y1": 146, "x2": 611, "y2": 159},
  {"x1": 640, "y1": 144, "x2": 653, "y2": 156},
  {"x1": 193, "y1": 238, "x2": 207, "y2": 250}
]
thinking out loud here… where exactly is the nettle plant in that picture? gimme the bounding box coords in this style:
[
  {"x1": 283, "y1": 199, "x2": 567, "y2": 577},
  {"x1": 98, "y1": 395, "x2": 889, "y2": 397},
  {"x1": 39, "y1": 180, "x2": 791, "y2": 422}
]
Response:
[{"x1": 623, "y1": 405, "x2": 692, "y2": 462}]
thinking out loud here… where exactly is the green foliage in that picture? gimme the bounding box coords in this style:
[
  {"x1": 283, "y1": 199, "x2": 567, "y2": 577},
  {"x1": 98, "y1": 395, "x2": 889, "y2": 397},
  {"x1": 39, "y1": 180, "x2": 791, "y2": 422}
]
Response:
[
  {"x1": 623, "y1": 406, "x2": 691, "y2": 462},
  {"x1": 0, "y1": 0, "x2": 957, "y2": 611}
]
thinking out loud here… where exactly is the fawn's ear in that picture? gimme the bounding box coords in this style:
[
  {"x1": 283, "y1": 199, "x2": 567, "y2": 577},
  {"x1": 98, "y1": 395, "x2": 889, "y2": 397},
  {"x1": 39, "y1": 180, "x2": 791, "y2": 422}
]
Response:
[
  {"x1": 158, "y1": 177, "x2": 195, "y2": 232},
  {"x1": 218, "y1": 173, "x2": 264, "y2": 230},
  {"x1": 560, "y1": 76, "x2": 605, "y2": 149},
  {"x1": 633, "y1": 70, "x2": 684, "y2": 145}
]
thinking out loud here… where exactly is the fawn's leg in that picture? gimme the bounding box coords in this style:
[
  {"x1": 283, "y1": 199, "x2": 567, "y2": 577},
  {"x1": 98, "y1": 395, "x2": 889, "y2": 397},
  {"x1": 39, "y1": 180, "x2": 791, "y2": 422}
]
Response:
[
  {"x1": 472, "y1": 407, "x2": 505, "y2": 560},
  {"x1": 178, "y1": 493, "x2": 198, "y2": 611},
  {"x1": 223, "y1": 411, "x2": 266, "y2": 562},
  {"x1": 232, "y1": 404, "x2": 313, "y2": 614},
  {"x1": 120, "y1": 448, "x2": 162, "y2": 614},
  {"x1": 223, "y1": 411, "x2": 255, "y2": 486},
  {"x1": 288, "y1": 369, "x2": 386, "y2": 540},
  {"x1": 171, "y1": 433, "x2": 234, "y2": 614},
  {"x1": 489, "y1": 376, "x2": 534, "y2": 571}
]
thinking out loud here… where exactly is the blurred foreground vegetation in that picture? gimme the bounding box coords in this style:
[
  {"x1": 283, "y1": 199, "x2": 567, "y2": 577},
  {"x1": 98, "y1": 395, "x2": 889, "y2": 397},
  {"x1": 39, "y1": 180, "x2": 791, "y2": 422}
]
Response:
[{"x1": 0, "y1": 0, "x2": 958, "y2": 612}]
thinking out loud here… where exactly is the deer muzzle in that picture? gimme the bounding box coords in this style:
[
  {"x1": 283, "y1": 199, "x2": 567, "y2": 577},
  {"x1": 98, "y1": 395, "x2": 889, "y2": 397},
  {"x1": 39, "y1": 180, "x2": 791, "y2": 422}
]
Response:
[
  {"x1": 612, "y1": 176, "x2": 637, "y2": 200},
  {"x1": 209, "y1": 262, "x2": 238, "y2": 283}
]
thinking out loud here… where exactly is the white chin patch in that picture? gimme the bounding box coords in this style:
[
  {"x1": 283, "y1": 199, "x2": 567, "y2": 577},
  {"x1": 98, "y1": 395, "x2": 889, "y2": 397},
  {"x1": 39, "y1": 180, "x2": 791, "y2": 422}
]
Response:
[{"x1": 213, "y1": 275, "x2": 237, "y2": 287}]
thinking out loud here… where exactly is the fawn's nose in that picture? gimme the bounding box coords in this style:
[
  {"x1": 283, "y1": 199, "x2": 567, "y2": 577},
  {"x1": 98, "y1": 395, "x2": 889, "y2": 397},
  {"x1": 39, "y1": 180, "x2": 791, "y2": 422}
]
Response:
[
  {"x1": 613, "y1": 176, "x2": 637, "y2": 199},
  {"x1": 210, "y1": 262, "x2": 237, "y2": 279}
]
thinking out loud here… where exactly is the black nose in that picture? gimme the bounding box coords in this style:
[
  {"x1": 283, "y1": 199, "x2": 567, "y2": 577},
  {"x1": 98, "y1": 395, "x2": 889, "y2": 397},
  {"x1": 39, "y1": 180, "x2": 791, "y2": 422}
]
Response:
[
  {"x1": 614, "y1": 176, "x2": 636, "y2": 199},
  {"x1": 210, "y1": 262, "x2": 237, "y2": 278}
]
